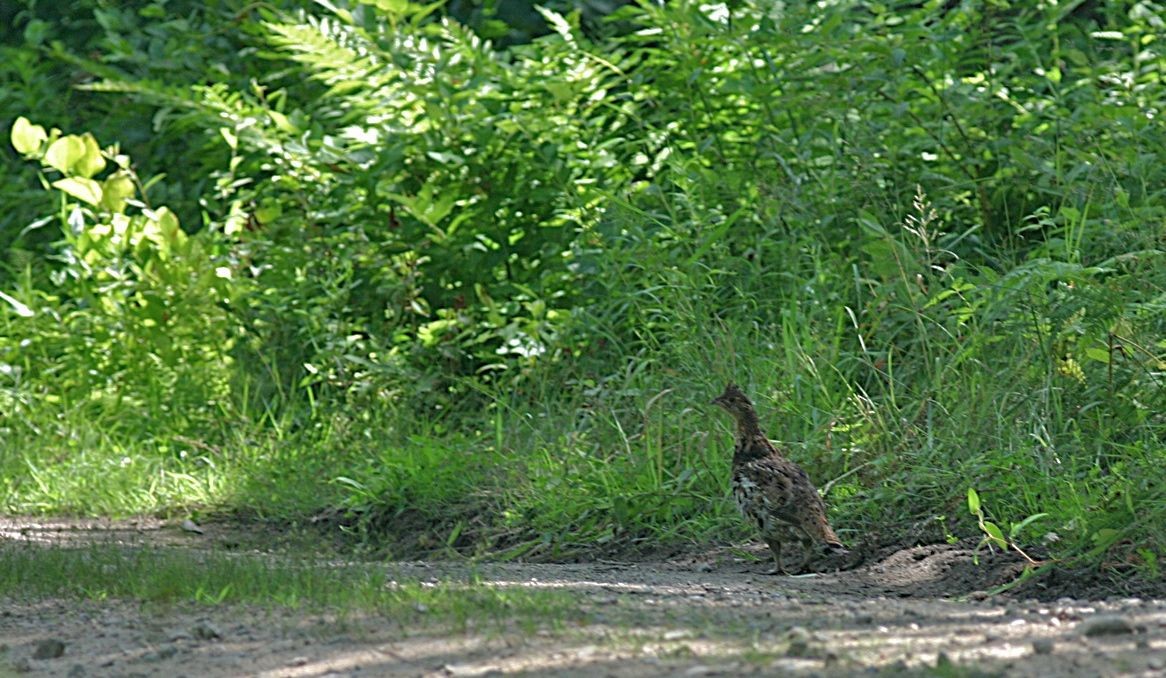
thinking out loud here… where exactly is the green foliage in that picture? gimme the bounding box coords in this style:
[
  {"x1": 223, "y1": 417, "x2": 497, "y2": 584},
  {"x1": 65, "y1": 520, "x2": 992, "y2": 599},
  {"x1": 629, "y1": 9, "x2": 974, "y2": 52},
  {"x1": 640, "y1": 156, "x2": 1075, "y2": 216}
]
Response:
[
  {"x1": 967, "y1": 486, "x2": 1047, "y2": 565},
  {"x1": 4, "y1": 118, "x2": 239, "y2": 442},
  {"x1": 1, "y1": 0, "x2": 1163, "y2": 576}
]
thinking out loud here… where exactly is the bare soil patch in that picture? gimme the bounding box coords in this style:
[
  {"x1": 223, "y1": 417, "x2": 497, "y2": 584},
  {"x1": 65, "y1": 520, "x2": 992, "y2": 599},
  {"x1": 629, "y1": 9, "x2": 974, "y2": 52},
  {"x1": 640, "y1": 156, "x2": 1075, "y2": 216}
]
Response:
[{"x1": 3, "y1": 518, "x2": 1165, "y2": 677}]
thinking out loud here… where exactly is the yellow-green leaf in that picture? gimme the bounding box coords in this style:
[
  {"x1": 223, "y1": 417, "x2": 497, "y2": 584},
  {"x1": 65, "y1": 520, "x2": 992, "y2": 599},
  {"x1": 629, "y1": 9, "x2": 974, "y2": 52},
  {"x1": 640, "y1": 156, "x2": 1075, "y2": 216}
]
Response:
[
  {"x1": 100, "y1": 172, "x2": 136, "y2": 213},
  {"x1": 254, "y1": 202, "x2": 282, "y2": 223},
  {"x1": 967, "y1": 487, "x2": 981, "y2": 515},
  {"x1": 373, "y1": 0, "x2": 410, "y2": 13},
  {"x1": 44, "y1": 135, "x2": 86, "y2": 174},
  {"x1": 11, "y1": 116, "x2": 47, "y2": 155},
  {"x1": 267, "y1": 109, "x2": 297, "y2": 134},
  {"x1": 52, "y1": 177, "x2": 104, "y2": 206},
  {"x1": 982, "y1": 521, "x2": 1008, "y2": 549},
  {"x1": 219, "y1": 126, "x2": 238, "y2": 151},
  {"x1": 155, "y1": 207, "x2": 185, "y2": 246},
  {"x1": 73, "y1": 133, "x2": 107, "y2": 178}
]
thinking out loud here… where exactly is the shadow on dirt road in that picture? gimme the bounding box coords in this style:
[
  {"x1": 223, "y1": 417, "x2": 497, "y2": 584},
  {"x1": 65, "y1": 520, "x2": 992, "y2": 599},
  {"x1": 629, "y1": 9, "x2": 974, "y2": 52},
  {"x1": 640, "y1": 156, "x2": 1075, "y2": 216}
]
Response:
[{"x1": 2, "y1": 518, "x2": 1164, "y2": 677}]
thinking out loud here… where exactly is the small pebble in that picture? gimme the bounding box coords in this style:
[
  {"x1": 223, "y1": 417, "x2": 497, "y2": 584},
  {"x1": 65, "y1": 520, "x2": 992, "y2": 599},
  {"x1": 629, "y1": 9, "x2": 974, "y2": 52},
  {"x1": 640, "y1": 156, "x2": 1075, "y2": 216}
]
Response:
[
  {"x1": 146, "y1": 646, "x2": 178, "y2": 662},
  {"x1": 32, "y1": 639, "x2": 66, "y2": 660},
  {"x1": 785, "y1": 626, "x2": 812, "y2": 657},
  {"x1": 1078, "y1": 615, "x2": 1135, "y2": 637},
  {"x1": 1032, "y1": 638, "x2": 1055, "y2": 655},
  {"x1": 191, "y1": 622, "x2": 223, "y2": 641}
]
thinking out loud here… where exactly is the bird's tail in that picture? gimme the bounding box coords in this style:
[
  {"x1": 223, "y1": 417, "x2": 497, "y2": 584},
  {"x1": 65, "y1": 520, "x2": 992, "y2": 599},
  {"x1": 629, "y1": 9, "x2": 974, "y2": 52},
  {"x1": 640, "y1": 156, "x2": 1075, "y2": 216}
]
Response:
[
  {"x1": 823, "y1": 540, "x2": 849, "y2": 555},
  {"x1": 818, "y1": 522, "x2": 848, "y2": 554}
]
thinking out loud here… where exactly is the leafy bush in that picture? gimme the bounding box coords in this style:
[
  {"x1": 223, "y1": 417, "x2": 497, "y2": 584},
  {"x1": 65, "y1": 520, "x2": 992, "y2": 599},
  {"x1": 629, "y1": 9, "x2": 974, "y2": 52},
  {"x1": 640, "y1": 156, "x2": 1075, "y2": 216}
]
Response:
[
  {"x1": 3, "y1": 118, "x2": 240, "y2": 437},
  {"x1": 1, "y1": 0, "x2": 1163, "y2": 572}
]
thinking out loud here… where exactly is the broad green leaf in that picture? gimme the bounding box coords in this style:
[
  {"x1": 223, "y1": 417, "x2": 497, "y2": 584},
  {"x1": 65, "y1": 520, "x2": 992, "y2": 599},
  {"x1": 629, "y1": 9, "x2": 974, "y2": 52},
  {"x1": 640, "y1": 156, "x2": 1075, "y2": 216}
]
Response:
[
  {"x1": 73, "y1": 133, "x2": 107, "y2": 178},
  {"x1": 140, "y1": 207, "x2": 187, "y2": 258},
  {"x1": 267, "y1": 109, "x2": 297, "y2": 134},
  {"x1": 156, "y1": 207, "x2": 185, "y2": 246},
  {"x1": 10, "y1": 116, "x2": 47, "y2": 155},
  {"x1": 967, "y1": 487, "x2": 981, "y2": 515},
  {"x1": 100, "y1": 172, "x2": 136, "y2": 213},
  {"x1": 52, "y1": 177, "x2": 103, "y2": 206},
  {"x1": 1084, "y1": 347, "x2": 1110, "y2": 364},
  {"x1": 982, "y1": 521, "x2": 1007, "y2": 549},
  {"x1": 44, "y1": 135, "x2": 86, "y2": 174}
]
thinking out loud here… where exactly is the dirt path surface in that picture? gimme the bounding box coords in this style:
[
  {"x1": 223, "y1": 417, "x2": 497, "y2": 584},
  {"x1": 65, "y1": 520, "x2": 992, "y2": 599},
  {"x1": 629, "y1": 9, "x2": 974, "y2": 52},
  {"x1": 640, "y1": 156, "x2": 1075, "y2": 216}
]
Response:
[{"x1": 3, "y1": 519, "x2": 1165, "y2": 677}]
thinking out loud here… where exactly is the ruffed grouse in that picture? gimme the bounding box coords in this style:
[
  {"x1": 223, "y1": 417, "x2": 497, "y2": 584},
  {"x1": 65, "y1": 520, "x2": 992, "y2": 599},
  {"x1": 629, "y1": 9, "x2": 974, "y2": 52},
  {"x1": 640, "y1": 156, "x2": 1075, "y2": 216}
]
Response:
[{"x1": 712, "y1": 382, "x2": 847, "y2": 574}]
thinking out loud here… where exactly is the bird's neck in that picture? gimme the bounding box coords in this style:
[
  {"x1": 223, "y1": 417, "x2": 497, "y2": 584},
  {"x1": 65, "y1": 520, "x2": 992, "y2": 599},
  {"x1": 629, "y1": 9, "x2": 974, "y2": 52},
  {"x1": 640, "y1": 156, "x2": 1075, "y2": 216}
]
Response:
[
  {"x1": 733, "y1": 411, "x2": 768, "y2": 451},
  {"x1": 734, "y1": 409, "x2": 762, "y2": 436}
]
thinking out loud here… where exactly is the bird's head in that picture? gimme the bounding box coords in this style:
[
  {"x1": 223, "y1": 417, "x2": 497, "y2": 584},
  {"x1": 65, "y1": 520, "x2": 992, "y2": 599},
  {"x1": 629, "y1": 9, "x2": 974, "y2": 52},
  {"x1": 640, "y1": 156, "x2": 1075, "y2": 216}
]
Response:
[{"x1": 711, "y1": 382, "x2": 754, "y2": 418}]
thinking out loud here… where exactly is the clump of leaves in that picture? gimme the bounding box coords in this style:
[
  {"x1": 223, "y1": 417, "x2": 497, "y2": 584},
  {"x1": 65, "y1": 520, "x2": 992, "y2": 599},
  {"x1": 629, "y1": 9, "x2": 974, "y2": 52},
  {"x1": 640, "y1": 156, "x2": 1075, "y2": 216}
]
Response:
[
  {"x1": 968, "y1": 488, "x2": 1046, "y2": 566},
  {"x1": 4, "y1": 117, "x2": 240, "y2": 439}
]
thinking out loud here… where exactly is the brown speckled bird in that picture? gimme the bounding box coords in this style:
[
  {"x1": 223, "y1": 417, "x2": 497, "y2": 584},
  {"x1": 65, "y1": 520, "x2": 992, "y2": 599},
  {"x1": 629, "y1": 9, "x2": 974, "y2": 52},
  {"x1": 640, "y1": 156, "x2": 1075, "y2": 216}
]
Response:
[{"x1": 712, "y1": 382, "x2": 847, "y2": 574}]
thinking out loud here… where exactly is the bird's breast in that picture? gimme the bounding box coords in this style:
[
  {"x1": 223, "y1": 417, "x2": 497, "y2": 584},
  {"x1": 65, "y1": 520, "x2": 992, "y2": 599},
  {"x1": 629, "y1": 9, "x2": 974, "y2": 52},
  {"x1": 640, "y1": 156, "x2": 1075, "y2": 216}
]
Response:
[{"x1": 731, "y1": 472, "x2": 770, "y2": 522}]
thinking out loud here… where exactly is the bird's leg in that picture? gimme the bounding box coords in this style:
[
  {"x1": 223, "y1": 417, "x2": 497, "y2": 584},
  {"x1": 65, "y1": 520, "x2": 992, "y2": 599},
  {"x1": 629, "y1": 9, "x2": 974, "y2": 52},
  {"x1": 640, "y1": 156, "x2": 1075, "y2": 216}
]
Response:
[
  {"x1": 793, "y1": 529, "x2": 816, "y2": 574},
  {"x1": 763, "y1": 538, "x2": 788, "y2": 576},
  {"x1": 797, "y1": 541, "x2": 812, "y2": 574}
]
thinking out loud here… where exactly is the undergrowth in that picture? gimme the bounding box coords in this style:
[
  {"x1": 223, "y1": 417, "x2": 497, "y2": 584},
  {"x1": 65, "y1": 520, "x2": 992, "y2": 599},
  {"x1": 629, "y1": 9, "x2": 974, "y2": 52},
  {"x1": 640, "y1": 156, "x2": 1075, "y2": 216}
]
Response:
[{"x1": 0, "y1": 0, "x2": 1163, "y2": 576}]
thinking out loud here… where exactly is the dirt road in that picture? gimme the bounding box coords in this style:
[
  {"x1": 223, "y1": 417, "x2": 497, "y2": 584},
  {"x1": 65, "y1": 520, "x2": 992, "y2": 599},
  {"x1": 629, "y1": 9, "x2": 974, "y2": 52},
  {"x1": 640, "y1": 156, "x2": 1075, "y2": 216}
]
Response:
[{"x1": 2, "y1": 519, "x2": 1164, "y2": 676}]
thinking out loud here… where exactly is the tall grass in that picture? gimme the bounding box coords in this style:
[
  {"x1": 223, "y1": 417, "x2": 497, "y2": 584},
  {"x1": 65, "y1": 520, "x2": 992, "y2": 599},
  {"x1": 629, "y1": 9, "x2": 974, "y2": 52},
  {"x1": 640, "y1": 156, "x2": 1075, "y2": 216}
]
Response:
[{"x1": 0, "y1": 0, "x2": 1162, "y2": 575}]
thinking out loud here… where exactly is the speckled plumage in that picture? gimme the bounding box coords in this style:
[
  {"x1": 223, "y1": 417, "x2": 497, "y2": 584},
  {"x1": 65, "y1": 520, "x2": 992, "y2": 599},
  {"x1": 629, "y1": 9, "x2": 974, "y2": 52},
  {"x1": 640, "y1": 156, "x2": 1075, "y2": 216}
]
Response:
[{"x1": 712, "y1": 383, "x2": 847, "y2": 574}]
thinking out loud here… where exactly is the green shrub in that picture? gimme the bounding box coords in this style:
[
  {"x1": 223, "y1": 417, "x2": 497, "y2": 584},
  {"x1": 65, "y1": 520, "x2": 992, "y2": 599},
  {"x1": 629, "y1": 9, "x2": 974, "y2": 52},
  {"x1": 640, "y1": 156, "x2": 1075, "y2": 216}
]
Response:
[{"x1": 1, "y1": 0, "x2": 1162, "y2": 571}]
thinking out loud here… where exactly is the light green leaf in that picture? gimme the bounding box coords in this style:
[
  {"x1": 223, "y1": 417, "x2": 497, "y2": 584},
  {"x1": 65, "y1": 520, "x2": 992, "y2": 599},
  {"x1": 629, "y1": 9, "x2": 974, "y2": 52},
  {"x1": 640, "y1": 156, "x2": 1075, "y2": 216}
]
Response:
[
  {"x1": 1009, "y1": 512, "x2": 1048, "y2": 539},
  {"x1": 219, "y1": 127, "x2": 238, "y2": 151},
  {"x1": 52, "y1": 177, "x2": 103, "y2": 206},
  {"x1": 535, "y1": 6, "x2": 576, "y2": 46},
  {"x1": 73, "y1": 133, "x2": 107, "y2": 178},
  {"x1": 156, "y1": 207, "x2": 185, "y2": 245},
  {"x1": 11, "y1": 116, "x2": 47, "y2": 155},
  {"x1": 0, "y1": 290, "x2": 34, "y2": 318},
  {"x1": 967, "y1": 487, "x2": 981, "y2": 515},
  {"x1": 982, "y1": 521, "x2": 1008, "y2": 549},
  {"x1": 371, "y1": 0, "x2": 410, "y2": 12},
  {"x1": 100, "y1": 172, "x2": 136, "y2": 213},
  {"x1": 266, "y1": 109, "x2": 297, "y2": 134},
  {"x1": 44, "y1": 135, "x2": 86, "y2": 174}
]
